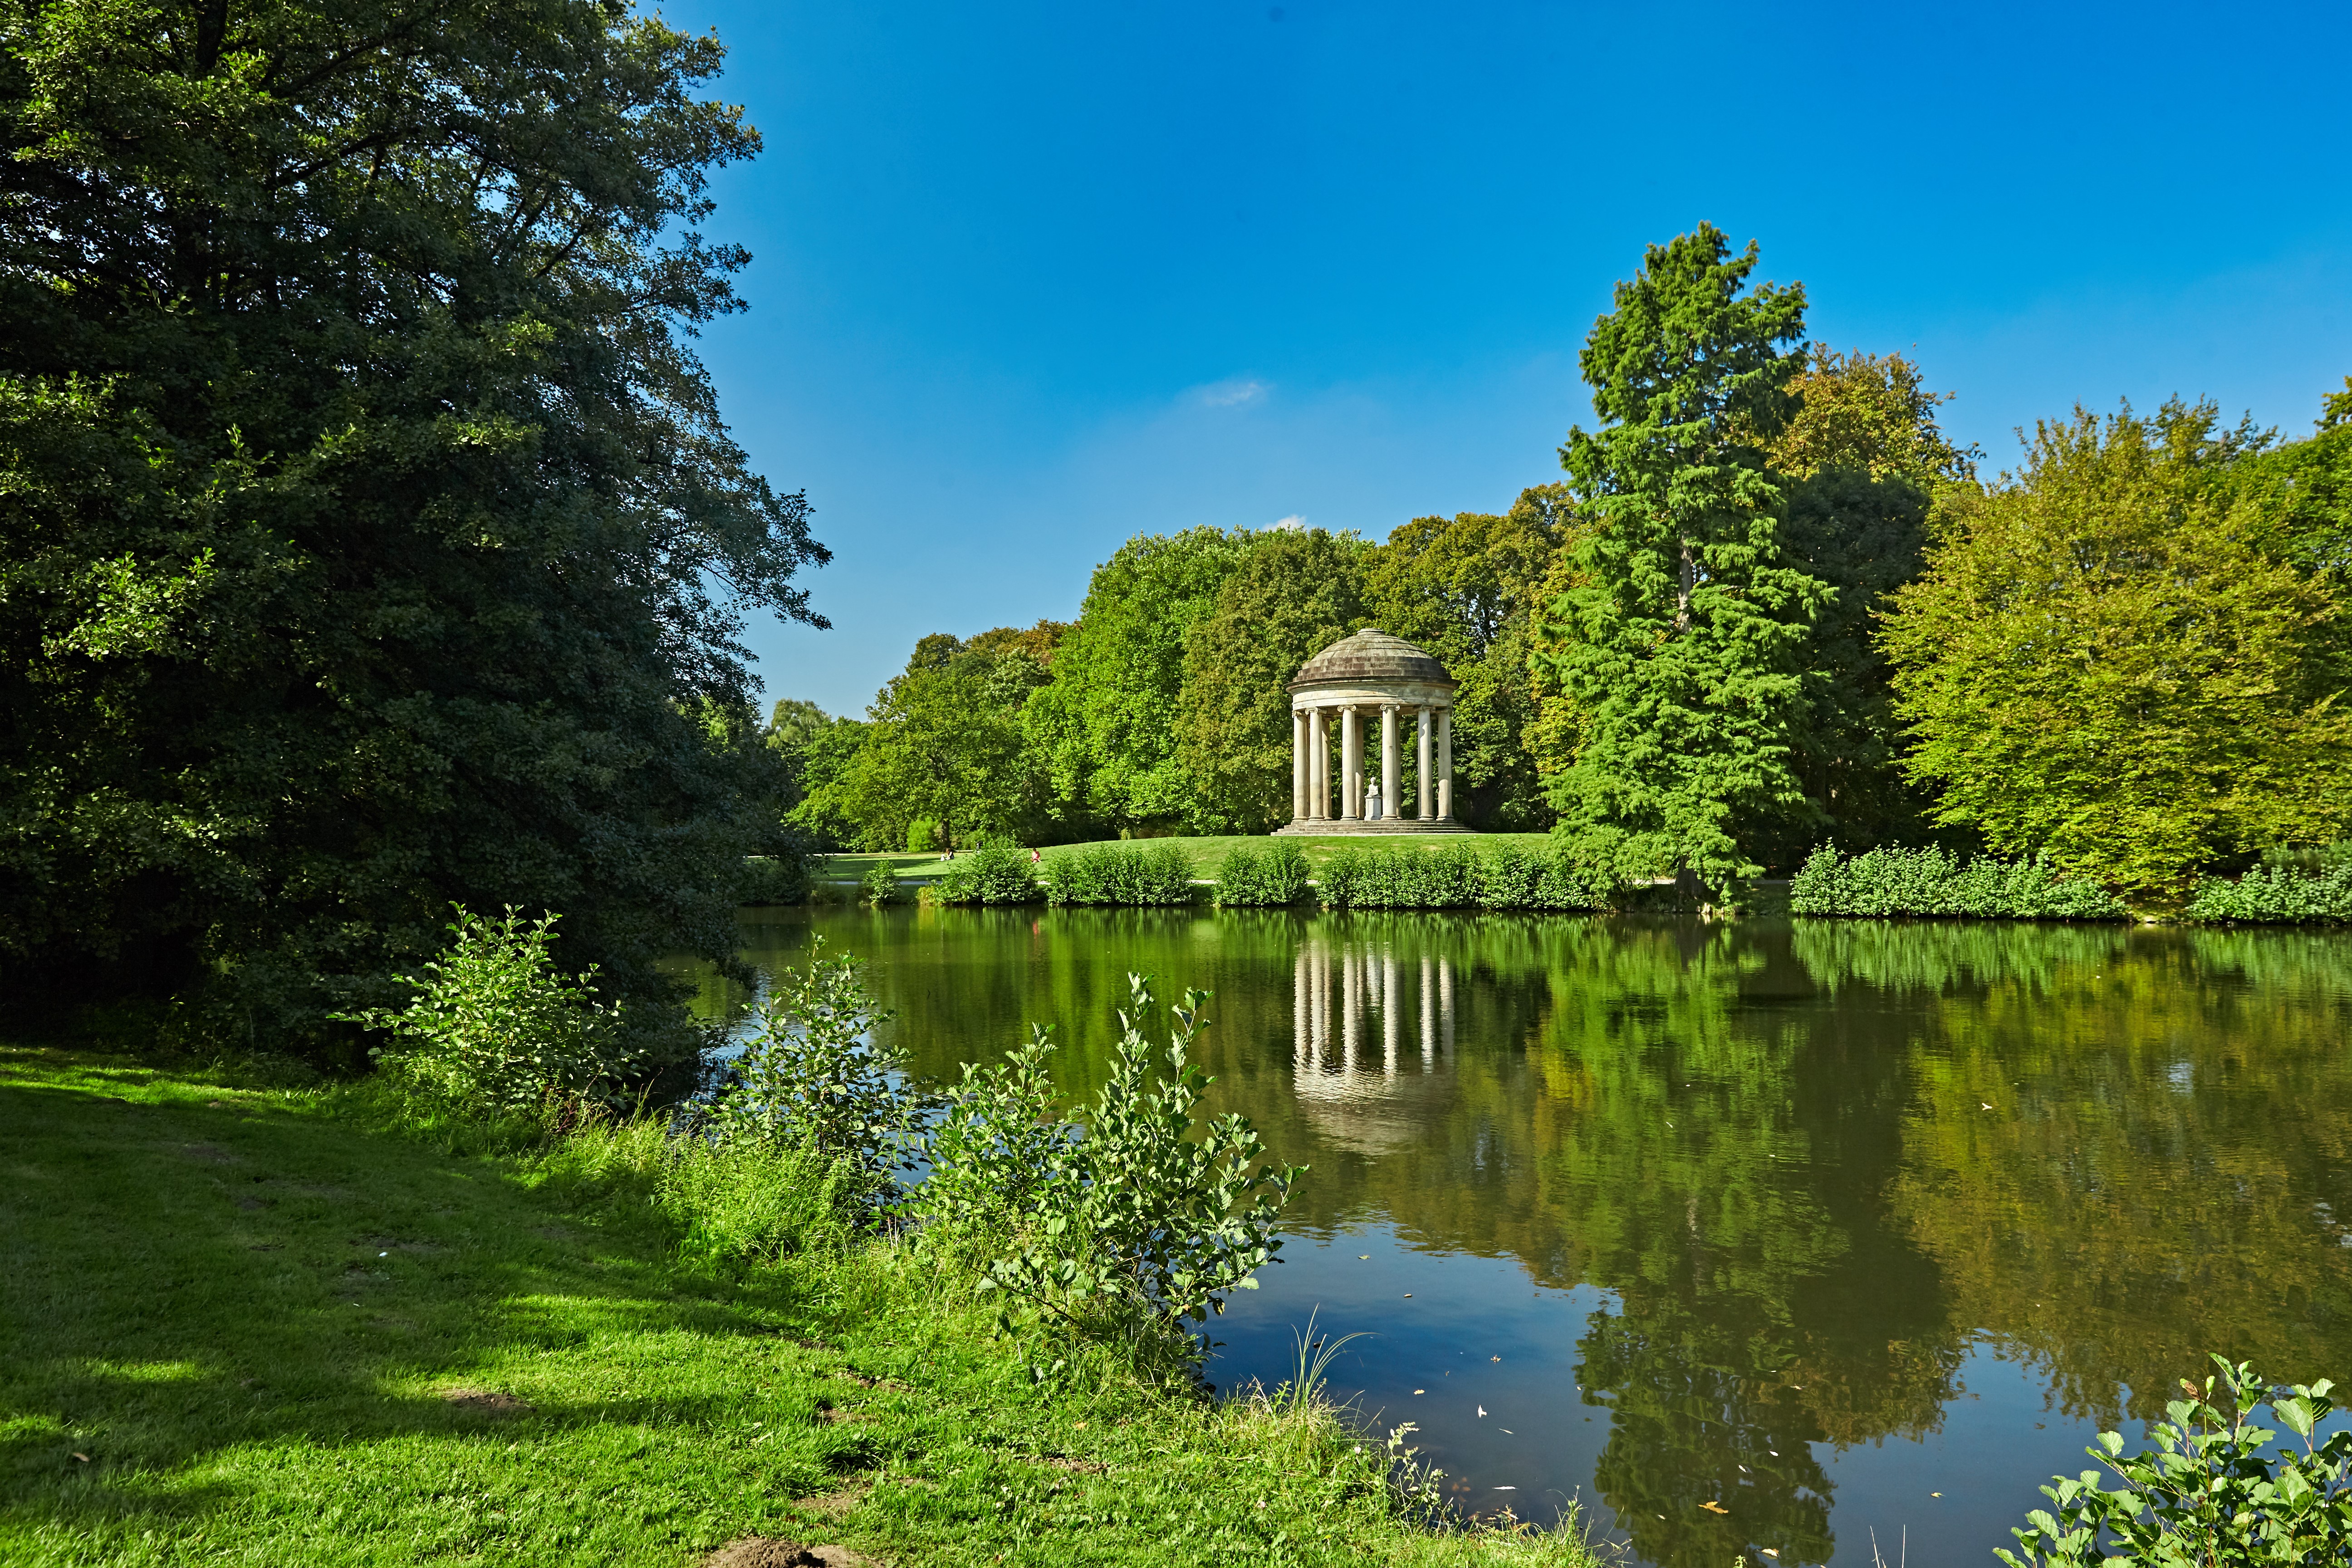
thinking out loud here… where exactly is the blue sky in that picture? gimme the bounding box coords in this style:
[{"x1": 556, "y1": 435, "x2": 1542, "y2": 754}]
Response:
[{"x1": 663, "y1": 0, "x2": 2352, "y2": 716}]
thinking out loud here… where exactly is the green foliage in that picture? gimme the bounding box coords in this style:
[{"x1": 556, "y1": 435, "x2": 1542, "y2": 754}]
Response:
[
  {"x1": 334, "y1": 908, "x2": 637, "y2": 1119},
  {"x1": 704, "y1": 943, "x2": 909, "y2": 1211},
  {"x1": 1881, "y1": 398, "x2": 2352, "y2": 903},
  {"x1": 859, "y1": 861, "x2": 906, "y2": 906},
  {"x1": 1318, "y1": 843, "x2": 1612, "y2": 911},
  {"x1": 934, "y1": 843, "x2": 1044, "y2": 905},
  {"x1": 794, "y1": 627, "x2": 1063, "y2": 852},
  {"x1": 1174, "y1": 526, "x2": 1370, "y2": 832},
  {"x1": 658, "y1": 1134, "x2": 860, "y2": 1268},
  {"x1": 1997, "y1": 1357, "x2": 2352, "y2": 1568},
  {"x1": 2186, "y1": 862, "x2": 2352, "y2": 925},
  {"x1": 927, "y1": 977, "x2": 1301, "y2": 1331},
  {"x1": 1029, "y1": 529, "x2": 1252, "y2": 833},
  {"x1": 1214, "y1": 841, "x2": 1314, "y2": 907},
  {"x1": 0, "y1": 0, "x2": 825, "y2": 1039},
  {"x1": 1041, "y1": 843, "x2": 1197, "y2": 906},
  {"x1": 1362, "y1": 490, "x2": 1568, "y2": 831},
  {"x1": 1538, "y1": 224, "x2": 1825, "y2": 889},
  {"x1": 740, "y1": 855, "x2": 811, "y2": 907},
  {"x1": 1787, "y1": 845, "x2": 2128, "y2": 920}
]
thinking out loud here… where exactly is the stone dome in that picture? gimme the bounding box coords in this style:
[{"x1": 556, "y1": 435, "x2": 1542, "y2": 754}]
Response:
[{"x1": 1288, "y1": 628, "x2": 1455, "y2": 690}]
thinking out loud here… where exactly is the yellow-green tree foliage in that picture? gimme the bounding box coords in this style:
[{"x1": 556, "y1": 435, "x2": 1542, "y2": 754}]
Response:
[
  {"x1": 1362, "y1": 487, "x2": 1569, "y2": 830},
  {"x1": 1880, "y1": 397, "x2": 2352, "y2": 901}
]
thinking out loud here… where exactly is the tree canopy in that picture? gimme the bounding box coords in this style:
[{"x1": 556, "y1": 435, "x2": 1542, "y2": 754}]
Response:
[
  {"x1": 1880, "y1": 398, "x2": 2352, "y2": 902},
  {"x1": 0, "y1": 0, "x2": 824, "y2": 1039},
  {"x1": 1536, "y1": 224, "x2": 1823, "y2": 889}
]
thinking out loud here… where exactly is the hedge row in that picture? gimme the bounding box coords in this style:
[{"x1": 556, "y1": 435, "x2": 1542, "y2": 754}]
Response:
[
  {"x1": 2185, "y1": 863, "x2": 2352, "y2": 925},
  {"x1": 1318, "y1": 842, "x2": 1612, "y2": 911},
  {"x1": 1214, "y1": 841, "x2": 1313, "y2": 907},
  {"x1": 1041, "y1": 842, "x2": 1196, "y2": 906},
  {"x1": 1788, "y1": 845, "x2": 2128, "y2": 921}
]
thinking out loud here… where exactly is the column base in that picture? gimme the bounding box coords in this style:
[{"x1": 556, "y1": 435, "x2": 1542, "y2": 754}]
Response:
[{"x1": 1272, "y1": 818, "x2": 1477, "y2": 837}]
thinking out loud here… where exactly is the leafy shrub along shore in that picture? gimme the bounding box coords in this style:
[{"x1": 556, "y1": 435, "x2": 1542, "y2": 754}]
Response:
[
  {"x1": 1789, "y1": 845, "x2": 2129, "y2": 921},
  {"x1": 2185, "y1": 861, "x2": 2352, "y2": 925},
  {"x1": 933, "y1": 842, "x2": 1043, "y2": 904},
  {"x1": 1215, "y1": 840, "x2": 1314, "y2": 906},
  {"x1": 1319, "y1": 842, "x2": 1612, "y2": 911},
  {"x1": 1041, "y1": 842, "x2": 1197, "y2": 906}
]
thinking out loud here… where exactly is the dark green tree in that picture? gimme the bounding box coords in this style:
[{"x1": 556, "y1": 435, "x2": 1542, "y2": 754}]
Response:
[
  {"x1": 0, "y1": 0, "x2": 825, "y2": 1040},
  {"x1": 1173, "y1": 527, "x2": 1368, "y2": 832},
  {"x1": 1025, "y1": 527, "x2": 1249, "y2": 833},
  {"x1": 1362, "y1": 487, "x2": 1568, "y2": 830},
  {"x1": 1536, "y1": 225, "x2": 1822, "y2": 890}
]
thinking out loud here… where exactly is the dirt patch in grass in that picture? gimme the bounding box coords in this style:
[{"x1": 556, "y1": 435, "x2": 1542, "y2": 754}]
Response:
[
  {"x1": 702, "y1": 1539, "x2": 871, "y2": 1567},
  {"x1": 439, "y1": 1387, "x2": 533, "y2": 1416}
]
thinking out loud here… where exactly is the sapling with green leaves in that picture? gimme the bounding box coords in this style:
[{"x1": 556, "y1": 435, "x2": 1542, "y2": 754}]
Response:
[
  {"x1": 336, "y1": 906, "x2": 635, "y2": 1118},
  {"x1": 1997, "y1": 1356, "x2": 2352, "y2": 1568},
  {"x1": 921, "y1": 975, "x2": 1302, "y2": 1335}
]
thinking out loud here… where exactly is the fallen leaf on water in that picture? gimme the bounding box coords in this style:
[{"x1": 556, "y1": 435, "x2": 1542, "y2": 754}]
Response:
[
  {"x1": 1491, "y1": 1356, "x2": 1501, "y2": 1362},
  {"x1": 72, "y1": 1453, "x2": 90, "y2": 1463},
  {"x1": 1495, "y1": 1485, "x2": 1516, "y2": 1490},
  {"x1": 1477, "y1": 1406, "x2": 1487, "y2": 1417},
  {"x1": 1932, "y1": 1491, "x2": 1943, "y2": 1498},
  {"x1": 1402, "y1": 1294, "x2": 1411, "y2": 1298},
  {"x1": 1701, "y1": 1501, "x2": 1729, "y2": 1514},
  {"x1": 1359, "y1": 1254, "x2": 1369, "y2": 1259},
  {"x1": 1500, "y1": 1428, "x2": 1514, "y2": 1434},
  {"x1": 1763, "y1": 1551, "x2": 1779, "y2": 1558},
  {"x1": 1413, "y1": 1389, "x2": 1425, "y2": 1395}
]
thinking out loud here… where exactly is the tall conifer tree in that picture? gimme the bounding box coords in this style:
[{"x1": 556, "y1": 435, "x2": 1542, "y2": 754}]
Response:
[{"x1": 1538, "y1": 225, "x2": 1822, "y2": 890}]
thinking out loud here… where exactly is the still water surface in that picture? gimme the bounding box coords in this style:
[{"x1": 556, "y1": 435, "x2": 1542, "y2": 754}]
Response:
[{"x1": 706, "y1": 906, "x2": 2352, "y2": 1568}]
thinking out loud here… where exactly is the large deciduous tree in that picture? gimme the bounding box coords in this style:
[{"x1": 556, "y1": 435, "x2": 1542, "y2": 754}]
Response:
[
  {"x1": 1173, "y1": 527, "x2": 1368, "y2": 832},
  {"x1": 1535, "y1": 225, "x2": 1823, "y2": 890},
  {"x1": 0, "y1": 0, "x2": 825, "y2": 1039},
  {"x1": 1362, "y1": 488, "x2": 1570, "y2": 830},
  {"x1": 1025, "y1": 527, "x2": 1248, "y2": 833},
  {"x1": 1879, "y1": 397, "x2": 2352, "y2": 903}
]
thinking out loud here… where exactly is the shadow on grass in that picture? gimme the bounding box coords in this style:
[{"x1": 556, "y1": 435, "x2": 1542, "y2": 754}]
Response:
[{"x1": 0, "y1": 1065, "x2": 835, "y2": 1534}]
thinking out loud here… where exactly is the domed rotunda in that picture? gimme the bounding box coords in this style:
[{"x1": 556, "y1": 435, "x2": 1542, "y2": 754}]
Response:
[{"x1": 1275, "y1": 628, "x2": 1471, "y2": 835}]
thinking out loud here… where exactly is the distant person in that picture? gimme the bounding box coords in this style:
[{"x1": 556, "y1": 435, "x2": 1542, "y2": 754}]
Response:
[{"x1": 1030, "y1": 848, "x2": 1041, "y2": 864}]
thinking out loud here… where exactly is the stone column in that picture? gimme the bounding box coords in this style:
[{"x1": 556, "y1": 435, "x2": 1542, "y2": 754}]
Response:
[
  {"x1": 1308, "y1": 706, "x2": 1328, "y2": 820},
  {"x1": 1380, "y1": 705, "x2": 1400, "y2": 824},
  {"x1": 1291, "y1": 708, "x2": 1307, "y2": 822},
  {"x1": 1339, "y1": 706, "x2": 1361, "y2": 820},
  {"x1": 1436, "y1": 706, "x2": 1455, "y2": 822},
  {"x1": 1416, "y1": 706, "x2": 1433, "y2": 819}
]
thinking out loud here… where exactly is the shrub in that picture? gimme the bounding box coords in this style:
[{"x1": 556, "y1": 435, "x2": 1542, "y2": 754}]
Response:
[
  {"x1": 336, "y1": 906, "x2": 637, "y2": 1118},
  {"x1": 914, "y1": 975, "x2": 1301, "y2": 1333},
  {"x1": 1998, "y1": 1357, "x2": 2352, "y2": 1568},
  {"x1": 1788, "y1": 844, "x2": 2128, "y2": 921},
  {"x1": 1318, "y1": 842, "x2": 1611, "y2": 911},
  {"x1": 1042, "y1": 842, "x2": 1197, "y2": 906},
  {"x1": 934, "y1": 843, "x2": 1042, "y2": 905},
  {"x1": 906, "y1": 817, "x2": 939, "y2": 853},
  {"x1": 859, "y1": 860, "x2": 905, "y2": 906},
  {"x1": 740, "y1": 854, "x2": 809, "y2": 906},
  {"x1": 2185, "y1": 862, "x2": 2352, "y2": 925},
  {"x1": 704, "y1": 941, "x2": 912, "y2": 1214},
  {"x1": 1214, "y1": 840, "x2": 1313, "y2": 907}
]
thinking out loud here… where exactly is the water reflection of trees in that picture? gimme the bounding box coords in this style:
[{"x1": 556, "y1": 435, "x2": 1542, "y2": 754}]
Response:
[{"x1": 727, "y1": 906, "x2": 2352, "y2": 1566}]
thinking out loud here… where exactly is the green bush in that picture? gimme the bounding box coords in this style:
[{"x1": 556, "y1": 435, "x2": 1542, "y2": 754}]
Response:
[
  {"x1": 2185, "y1": 862, "x2": 2352, "y2": 925},
  {"x1": 1788, "y1": 844, "x2": 2128, "y2": 920},
  {"x1": 1042, "y1": 842, "x2": 1196, "y2": 906},
  {"x1": 705, "y1": 941, "x2": 911, "y2": 1215},
  {"x1": 934, "y1": 843, "x2": 1042, "y2": 905},
  {"x1": 1214, "y1": 840, "x2": 1313, "y2": 907},
  {"x1": 1998, "y1": 1356, "x2": 2352, "y2": 1568},
  {"x1": 859, "y1": 860, "x2": 905, "y2": 906},
  {"x1": 906, "y1": 817, "x2": 940, "y2": 853},
  {"x1": 1318, "y1": 843, "x2": 1611, "y2": 911},
  {"x1": 913, "y1": 976, "x2": 1301, "y2": 1333},
  {"x1": 335, "y1": 906, "x2": 638, "y2": 1119},
  {"x1": 740, "y1": 854, "x2": 809, "y2": 906}
]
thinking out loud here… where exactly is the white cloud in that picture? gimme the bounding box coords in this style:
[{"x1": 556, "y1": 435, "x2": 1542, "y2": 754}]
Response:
[
  {"x1": 1269, "y1": 514, "x2": 1307, "y2": 530},
  {"x1": 1196, "y1": 377, "x2": 1269, "y2": 408}
]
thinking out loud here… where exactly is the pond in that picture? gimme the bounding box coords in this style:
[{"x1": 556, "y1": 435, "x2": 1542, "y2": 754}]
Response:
[{"x1": 707, "y1": 906, "x2": 2352, "y2": 1568}]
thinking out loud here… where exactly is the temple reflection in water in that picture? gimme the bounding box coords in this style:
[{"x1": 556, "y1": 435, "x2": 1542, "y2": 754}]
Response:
[{"x1": 1292, "y1": 938, "x2": 1457, "y2": 1085}]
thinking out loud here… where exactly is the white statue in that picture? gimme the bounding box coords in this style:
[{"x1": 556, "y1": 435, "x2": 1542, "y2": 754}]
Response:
[{"x1": 1365, "y1": 785, "x2": 1383, "y2": 821}]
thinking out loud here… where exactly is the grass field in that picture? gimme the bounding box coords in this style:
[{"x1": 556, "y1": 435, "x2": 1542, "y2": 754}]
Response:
[
  {"x1": 814, "y1": 834, "x2": 1560, "y2": 886},
  {"x1": 0, "y1": 1046, "x2": 1597, "y2": 1567}
]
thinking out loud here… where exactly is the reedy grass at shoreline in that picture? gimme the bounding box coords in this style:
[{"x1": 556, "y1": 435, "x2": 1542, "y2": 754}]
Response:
[{"x1": 0, "y1": 1046, "x2": 1600, "y2": 1567}]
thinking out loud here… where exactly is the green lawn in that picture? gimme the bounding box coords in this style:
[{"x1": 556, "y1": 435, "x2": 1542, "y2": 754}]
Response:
[
  {"x1": 816, "y1": 834, "x2": 1559, "y2": 885},
  {"x1": 0, "y1": 1048, "x2": 1594, "y2": 1567}
]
